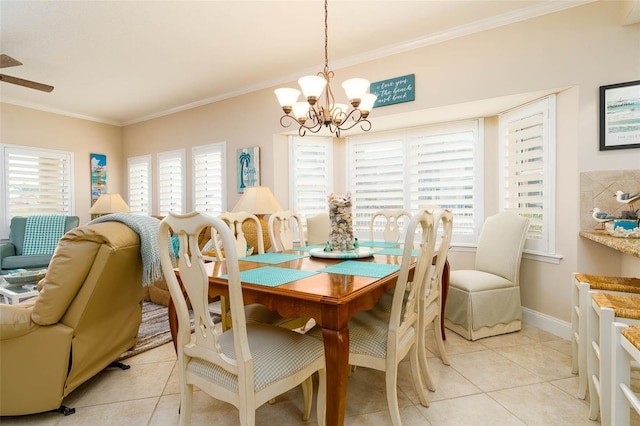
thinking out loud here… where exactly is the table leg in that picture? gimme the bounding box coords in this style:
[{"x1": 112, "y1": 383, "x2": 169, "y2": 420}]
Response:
[
  {"x1": 168, "y1": 298, "x2": 178, "y2": 353},
  {"x1": 321, "y1": 326, "x2": 349, "y2": 426},
  {"x1": 441, "y1": 259, "x2": 450, "y2": 340}
]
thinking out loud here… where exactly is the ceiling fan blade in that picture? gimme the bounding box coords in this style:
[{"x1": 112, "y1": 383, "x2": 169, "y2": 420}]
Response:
[
  {"x1": 0, "y1": 74, "x2": 54, "y2": 92},
  {"x1": 0, "y1": 54, "x2": 23, "y2": 69}
]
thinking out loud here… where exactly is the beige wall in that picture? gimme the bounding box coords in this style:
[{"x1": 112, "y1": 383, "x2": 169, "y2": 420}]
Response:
[
  {"x1": 0, "y1": 103, "x2": 122, "y2": 223},
  {"x1": 2, "y1": 1, "x2": 639, "y2": 333}
]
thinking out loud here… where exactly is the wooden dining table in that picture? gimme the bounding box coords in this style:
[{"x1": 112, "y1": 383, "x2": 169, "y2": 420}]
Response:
[{"x1": 168, "y1": 246, "x2": 449, "y2": 426}]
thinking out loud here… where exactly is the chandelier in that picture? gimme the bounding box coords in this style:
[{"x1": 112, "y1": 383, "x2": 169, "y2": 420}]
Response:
[{"x1": 275, "y1": 0, "x2": 377, "y2": 137}]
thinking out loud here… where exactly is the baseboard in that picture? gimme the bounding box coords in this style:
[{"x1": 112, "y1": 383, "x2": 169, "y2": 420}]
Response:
[{"x1": 522, "y1": 307, "x2": 571, "y2": 340}]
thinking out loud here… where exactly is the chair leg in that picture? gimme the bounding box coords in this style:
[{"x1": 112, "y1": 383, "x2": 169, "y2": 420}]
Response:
[
  {"x1": 577, "y1": 282, "x2": 591, "y2": 399},
  {"x1": 179, "y1": 383, "x2": 194, "y2": 426},
  {"x1": 587, "y1": 298, "x2": 601, "y2": 421},
  {"x1": 301, "y1": 376, "x2": 313, "y2": 421},
  {"x1": 418, "y1": 325, "x2": 436, "y2": 392},
  {"x1": 386, "y1": 366, "x2": 403, "y2": 426},
  {"x1": 433, "y1": 315, "x2": 450, "y2": 366},
  {"x1": 316, "y1": 368, "x2": 327, "y2": 426},
  {"x1": 411, "y1": 342, "x2": 430, "y2": 407}
]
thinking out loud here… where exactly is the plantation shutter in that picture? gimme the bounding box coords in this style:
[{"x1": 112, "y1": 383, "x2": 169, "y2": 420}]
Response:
[
  {"x1": 407, "y1": 122, "x2": 481, "y2": 242},
  {"x1": 499, "y1": 95, "x2": 556, "y2": 253},
  {"x1": 128, "y1": 155, "x2": 151, "y2": 215},
  {"x1": 347, "y1": 120, "x2": 483, "y2": 243},
  {"x1": 348, "y1": 136, "x2": 405, "y2": 238},
  {"x1": 290, "y1": 136, "x2": 333, "y2": 219},
  {"x1": 192, "y1": 142, "x2": 226, "y2": 214},
  {"x1": 3, "y1": 145, "x2": 73, "y2": 218},
  {"x1": 157, "y1": 149, "x2": 185, "y2": 216}
]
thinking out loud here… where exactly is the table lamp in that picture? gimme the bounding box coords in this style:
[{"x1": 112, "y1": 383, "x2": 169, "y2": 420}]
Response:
[
  {"x1": 232, "y1": 186, "x2": 282, "y2": 252},
  {"x1": 89, "y1": 193, "x2": 131, "y2": 219}
]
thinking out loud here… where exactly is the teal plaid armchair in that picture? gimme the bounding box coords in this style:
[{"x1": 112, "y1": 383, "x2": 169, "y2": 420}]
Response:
[{"x1": 0, "y1": 215, "x2": 79, "y2": 273}]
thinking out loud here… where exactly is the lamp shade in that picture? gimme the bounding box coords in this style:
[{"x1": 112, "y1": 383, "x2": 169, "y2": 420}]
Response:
[
  {"x1": 88, "y1": 193, "x2": 131, "y2": 214},
  {"x1": 232, "y1": 186, "x2": 282, "y2": 215}
]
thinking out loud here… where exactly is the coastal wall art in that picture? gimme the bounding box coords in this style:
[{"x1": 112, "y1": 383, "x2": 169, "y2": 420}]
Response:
[
  {"x1": 599, "y1": 80, "x2": 640, "y2": 150},
  {"x1": 90, "y1": 153, "x2": 107, "y2": 205},
  {"x1": 237, "y1": 147, "x2": 260, "y2": 193}
]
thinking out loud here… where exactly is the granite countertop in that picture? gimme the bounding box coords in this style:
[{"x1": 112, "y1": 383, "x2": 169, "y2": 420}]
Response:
[{"x1": 579, "y1": 230, "x2": 640, "y2": 258}]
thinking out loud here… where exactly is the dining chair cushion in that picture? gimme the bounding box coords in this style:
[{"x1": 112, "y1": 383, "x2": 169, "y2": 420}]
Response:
[
  {"x1": 448, "y1": 270, "x2": 514, "y2": 292},
  {"x1": 188, "y1": 322, "x2": 325, "y2": 393},
  {"x1": 347, "y1": 310, "x2": 396, "y2": 359}
]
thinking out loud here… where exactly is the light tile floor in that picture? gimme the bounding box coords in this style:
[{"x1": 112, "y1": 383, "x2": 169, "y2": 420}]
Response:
[{"x1": 1, "y1": 324, "x2": 597, "y2": 425}]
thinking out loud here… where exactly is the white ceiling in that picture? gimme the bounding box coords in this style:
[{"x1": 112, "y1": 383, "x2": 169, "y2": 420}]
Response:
[{"x1": 0, "y1": 0, "x2": 608, "y2": 126}]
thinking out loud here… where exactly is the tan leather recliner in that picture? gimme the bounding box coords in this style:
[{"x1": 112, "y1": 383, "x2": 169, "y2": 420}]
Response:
[{"x1": 0, "y1": 222, "x2": 144, "y2": 416}]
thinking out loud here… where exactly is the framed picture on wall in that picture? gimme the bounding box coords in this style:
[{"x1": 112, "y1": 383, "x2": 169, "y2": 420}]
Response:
[
  {"x1": 237, "y1": 147, "x2": 260, "y2": 193},
  {"x1": 90, "y1": 153, "x2": 107, "y2": 205},
  {"x1": 599, "y1": 80, "x2": 640, "y2": 151}
]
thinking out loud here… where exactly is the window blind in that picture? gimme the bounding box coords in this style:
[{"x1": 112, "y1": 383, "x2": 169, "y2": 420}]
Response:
[
  {"x1": 192, "y1": 142, "x2": 225, "y2": 214},
  {"x1": 499, "y1": 95, "x2": 556, "y2": 254},
  {"x1": 157, "y1": 149, "x2": 185, "y2": 216},
  {"x1": 3, "y1": 145, "x2": 73, "y2": 219},
  {"x1": 290, "y1": 136, "x2": 333, "y2": 221},
  {"x1": 347, "y1": 120, "x2": 483, "y2": 244},
  {"x1": 128, "y1": 155, "x2": 151, "y2": 215}
]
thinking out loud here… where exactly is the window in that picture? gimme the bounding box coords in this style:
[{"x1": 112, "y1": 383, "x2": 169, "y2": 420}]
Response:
[
  {"x1": 192, "y1": 142, "x2": 226, "y2": 214},
  {"x1": 347, "y1": 120, "x2": 484, "y2": 244},
  {"x1": 157, "y1": 149, "x2": 185, "y2": 216},
  {"x1": 289, "y1": 136, "x2": 333, "y2": 222},
  {"x1": 0, "y1": 144, "x2": 74, "y2": 237},
  {"x1": 499, "y1": 95, "x2": 556, "y2": 254},
  {"x1": 128, "y1": 155, "x2": 152, "y2": 215}
]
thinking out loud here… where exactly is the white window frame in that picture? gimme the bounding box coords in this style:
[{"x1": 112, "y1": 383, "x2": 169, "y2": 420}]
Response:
[
  {"x1": 0, "y1": 144, "x2": 74, "y2": 238},
  {"x1": 499, "y1": 95, "x2": 557, "y2": 256},
  {"x1": 157, "y1": 149, "x2": 185, "y2": 216},
  {"x1": 346, "y1": 120, "x2": 484, "y2": 245},
  {"x1": 127, "y1": 155, "x2": 152, "y2": 215},
  {"x1": 192, "y1": 142, "x2": 226, "y2": 215}
]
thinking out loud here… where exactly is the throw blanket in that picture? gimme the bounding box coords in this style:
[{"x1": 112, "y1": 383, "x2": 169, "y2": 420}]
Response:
[
  {"x1": 89, "y1": 214, "x2": 169, "y2": 287},
  {"x1": 22, "y1": 215, "x2": 67, "y2": 256}
]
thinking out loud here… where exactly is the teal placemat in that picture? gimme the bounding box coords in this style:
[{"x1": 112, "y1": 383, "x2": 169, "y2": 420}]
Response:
[
  {"x1": 222, "y1": 266, "x2": 319, "y2": 287},
  {"x1": 376, "y1": 248, "x2": 419, "y2": 256},
  {"x1": 239, "y1": 252, "x2": 308, "y2": 264},
  {"x1": 359, "y1": 241, "x2": 400, "y2": 248},
  {"x1": 291, "y1": 245, "x2": 324, "y2": 252},
  {"x1": 319, "y1": 261, "x2": 400, "y2": 278}
]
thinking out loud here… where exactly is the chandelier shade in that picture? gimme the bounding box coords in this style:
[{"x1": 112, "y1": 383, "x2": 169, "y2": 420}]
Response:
[{"x1": 275, "y1": 0, "x2": 376, "y2": 137}]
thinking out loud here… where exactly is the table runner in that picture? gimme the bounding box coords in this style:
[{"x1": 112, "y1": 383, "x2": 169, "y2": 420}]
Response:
[
  {"x1": 359, "y1": 241, "x2": 400, "y2": 248},
  {"x1": 222, "y1": 266, "x2": 319, "y2": 287},
  {"x1": 319, "y1": 260, "x2": 400, "y2": 278},
  {"x1": 376, "y1": 248, "x2": 419, "y2": 256},
  {"x1": 239, "y1": 252, "x2": 309, "y2": 264},
  {"x1": 291, "y1": 245, "x2": 325, "y2": 252}
]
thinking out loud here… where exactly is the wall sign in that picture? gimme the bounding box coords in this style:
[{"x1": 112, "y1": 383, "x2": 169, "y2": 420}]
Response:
[
  {"x1": 237, "y1": 147, "x2": 260, "y2": 193},
  {"x1": 370, "y1": 74, "x2": 415, "y2": 108}
]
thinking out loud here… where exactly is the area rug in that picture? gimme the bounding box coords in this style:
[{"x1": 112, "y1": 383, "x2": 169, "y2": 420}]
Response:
[{"x1": 119, "y1": 301, "x2": 218, "y2": 360}]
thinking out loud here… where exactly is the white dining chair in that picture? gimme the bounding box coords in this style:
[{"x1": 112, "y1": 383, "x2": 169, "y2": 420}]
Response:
[
  {"x1": 158, "y1": 211, "x2": 326, "y2": 426},
  {"x1": 343, "y1": 210, "x2": 437, "y2": 423},
  {"x1": 444, "y1": 210, "x2": 529, "y2": 340},
  {"x1": 369, "y1": 209, "x2": 411, "y2": 242},
  {"x1": 373, "y1": 209, "x2": 453, "y2": 393},
  {"x1": 418, "y1": 209, "x2": 454, "y2": 384},
  {"x1": 306, "y1": 212, "x2": 330, "y2": 245},
  {"x1": 268, "y1": 210, "x2": 305, "y2": 251}
]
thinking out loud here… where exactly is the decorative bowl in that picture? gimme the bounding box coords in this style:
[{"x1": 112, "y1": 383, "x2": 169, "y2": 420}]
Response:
[
  {"x1": 605, "y1": 222, "x2": 640, "y2": 238},
  {"x1": 4, "y1": 270, "x2": 47, "y2": 285}
]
